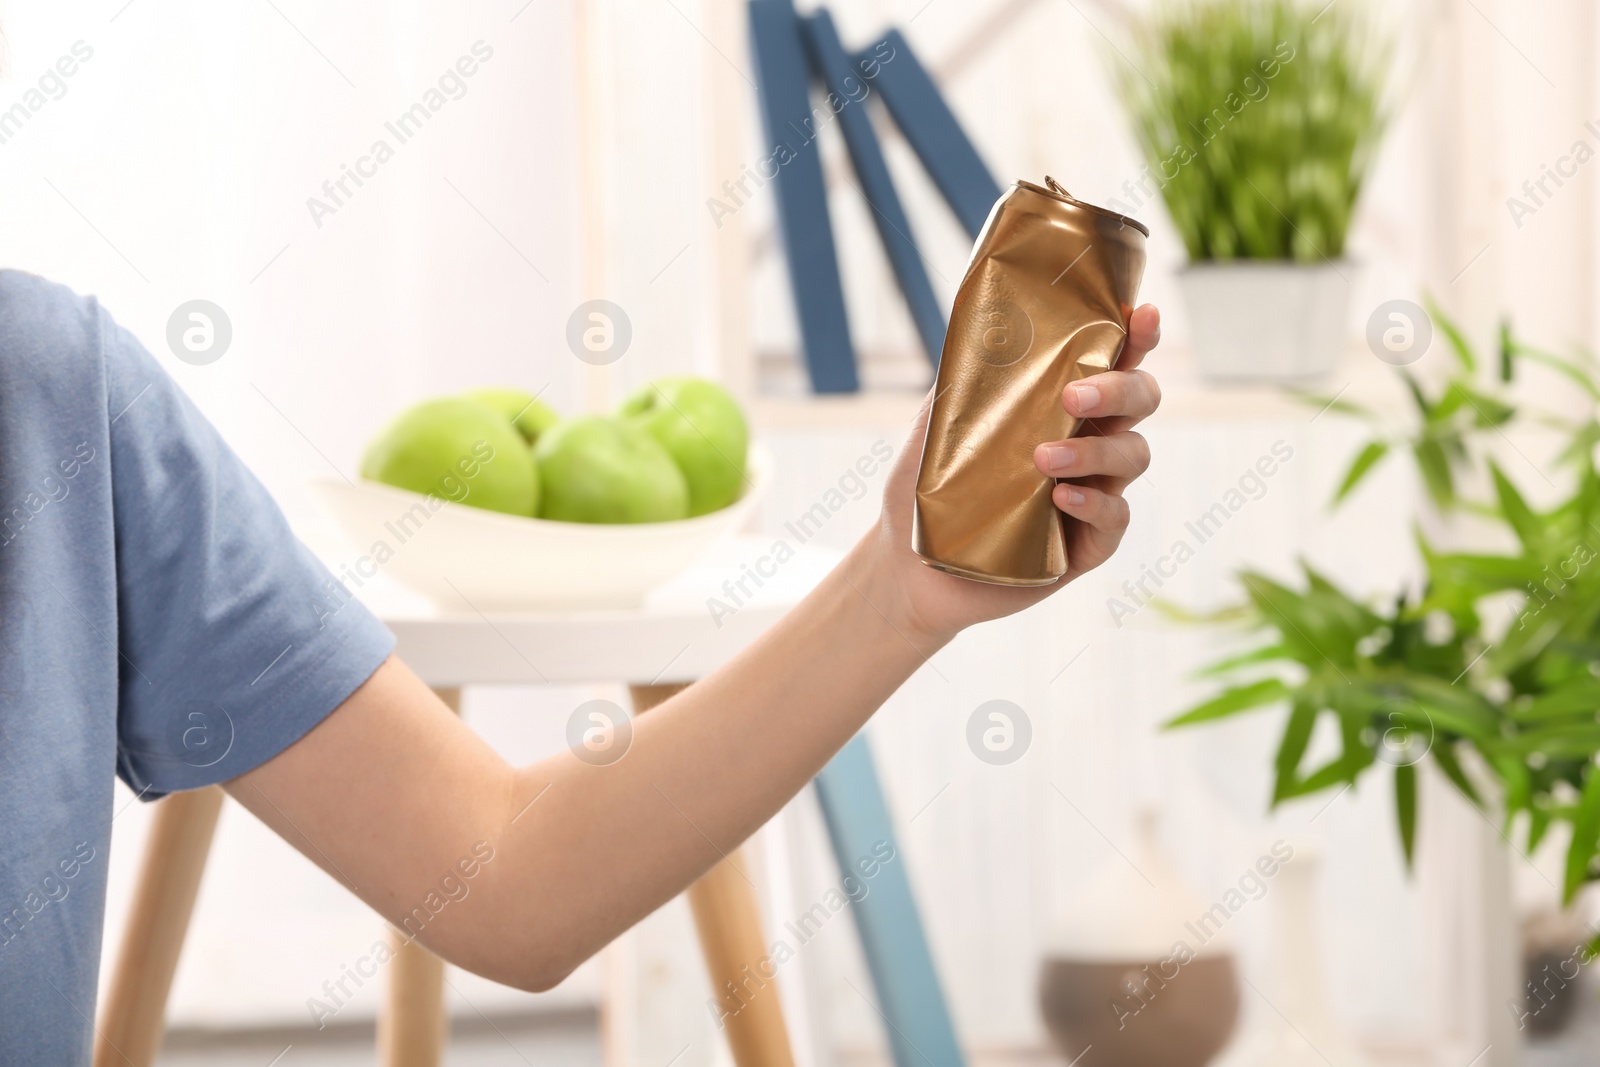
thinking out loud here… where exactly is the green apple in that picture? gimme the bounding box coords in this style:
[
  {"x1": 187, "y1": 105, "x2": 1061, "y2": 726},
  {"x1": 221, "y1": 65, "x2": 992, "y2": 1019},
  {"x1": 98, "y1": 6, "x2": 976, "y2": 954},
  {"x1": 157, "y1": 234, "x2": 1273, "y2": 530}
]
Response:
[
  {"x1": 619, "y1": 377, "x2": 748, "y2": 516},
  {"x1": 534, "y1": 415, "x2": 688, "y2": 523},
  {"x1": 464, "y1": 387, "x2": 561, "y2": 445},
  {"x1": 361, "y1": 397, "x2": 538, "y2": 516}
]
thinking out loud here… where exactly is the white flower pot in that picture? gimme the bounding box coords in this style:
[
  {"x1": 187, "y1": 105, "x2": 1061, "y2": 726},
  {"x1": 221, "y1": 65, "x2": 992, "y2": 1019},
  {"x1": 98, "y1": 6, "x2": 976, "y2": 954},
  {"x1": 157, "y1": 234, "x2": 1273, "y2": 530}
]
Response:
[{"x1": 1177, "y1": 260, "x2": 1352, "y2": 382}]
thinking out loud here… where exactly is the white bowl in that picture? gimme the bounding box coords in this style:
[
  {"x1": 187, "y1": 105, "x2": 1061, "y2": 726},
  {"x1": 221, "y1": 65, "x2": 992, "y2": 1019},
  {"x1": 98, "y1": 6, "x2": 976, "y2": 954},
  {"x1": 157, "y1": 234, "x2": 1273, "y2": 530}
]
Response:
[{"x1": 311, "y1": 444, "x2": 770, "y2": 611}]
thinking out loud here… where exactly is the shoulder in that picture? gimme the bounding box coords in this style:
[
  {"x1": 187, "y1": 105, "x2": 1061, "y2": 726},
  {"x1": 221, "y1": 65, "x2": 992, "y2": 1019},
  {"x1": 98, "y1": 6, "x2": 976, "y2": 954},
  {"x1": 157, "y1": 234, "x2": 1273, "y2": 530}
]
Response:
[
  {"x1": 0, "y1": 269, "x2": 106, "y2": 352},
  {"x1": 0, "y1": 269, "x2": 118, "y2": 389},
  {"x1": 0, "y1": 271, "x2": 154, "y2": 411}
]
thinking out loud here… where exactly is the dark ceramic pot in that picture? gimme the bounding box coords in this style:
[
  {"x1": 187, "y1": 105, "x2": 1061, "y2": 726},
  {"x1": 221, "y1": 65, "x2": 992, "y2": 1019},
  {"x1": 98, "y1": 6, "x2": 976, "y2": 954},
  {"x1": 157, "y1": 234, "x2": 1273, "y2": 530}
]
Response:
[
  {"x1": 1520, "y1": 949, "x2": 1583, "y2": 1036},
  {"x1": 1039, "y1": 954, "x2": 1240, "y2": 1067}
]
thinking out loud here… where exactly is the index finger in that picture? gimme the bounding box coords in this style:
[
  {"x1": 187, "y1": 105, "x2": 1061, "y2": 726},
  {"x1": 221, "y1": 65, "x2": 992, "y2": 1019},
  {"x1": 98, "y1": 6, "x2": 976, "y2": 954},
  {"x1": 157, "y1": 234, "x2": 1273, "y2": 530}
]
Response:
[{"x1": 1114, "y1": 304, "x2": 1161, "y2": 372}]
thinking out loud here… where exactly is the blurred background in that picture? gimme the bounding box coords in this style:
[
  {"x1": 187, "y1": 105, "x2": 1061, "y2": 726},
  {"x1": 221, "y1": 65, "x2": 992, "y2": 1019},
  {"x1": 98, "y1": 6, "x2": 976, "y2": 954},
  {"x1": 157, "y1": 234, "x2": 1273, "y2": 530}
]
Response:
[{"x1": 8, "y1": 0, "x2": 1600, "y2": 1064}]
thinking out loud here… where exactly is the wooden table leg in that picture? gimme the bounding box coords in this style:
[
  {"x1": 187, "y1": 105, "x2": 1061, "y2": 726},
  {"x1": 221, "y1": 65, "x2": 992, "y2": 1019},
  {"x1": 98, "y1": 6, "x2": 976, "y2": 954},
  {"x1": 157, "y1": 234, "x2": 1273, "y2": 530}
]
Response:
[
  {"x1": 94, "y1": 785, "x2": 225, "y2": 1067},
  {"x1": 378, "y1": 687, "x2": 458, "y2": 1067},
  {"x1": 629, "y1": 684, "x2": 798, "y2": 1067},
  {"x1": 377, "y1": 925, "x2": 447, "y2": 1067},
  {"x1": 685, "y1": 853, "x2": 798, "y2": 1067}
]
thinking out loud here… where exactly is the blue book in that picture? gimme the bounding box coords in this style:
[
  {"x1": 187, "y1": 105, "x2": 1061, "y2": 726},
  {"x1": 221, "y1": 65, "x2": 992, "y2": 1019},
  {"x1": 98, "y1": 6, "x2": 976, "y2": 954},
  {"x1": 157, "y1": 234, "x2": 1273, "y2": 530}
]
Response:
[
  {"x1": 748, "y1": 0, "x2": 860, "y2": 393},
  {"x1": 861, "y1": 29, "x2": 1003, "y2": 240},
  {"x1": 801, "y1": 10, "x2": 945, "y2": 368},
  {"x1": 813, "y1": 735, "x2": 966, "y2": 1067}
]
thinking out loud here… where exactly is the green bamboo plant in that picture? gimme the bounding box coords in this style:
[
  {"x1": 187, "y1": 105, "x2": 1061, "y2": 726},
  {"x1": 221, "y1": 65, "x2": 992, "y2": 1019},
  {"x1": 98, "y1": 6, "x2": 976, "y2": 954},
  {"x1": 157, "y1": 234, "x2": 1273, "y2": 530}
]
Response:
[
  {"x1": 1115, "y1": 0, "x2": 1391, "y2": 262},
  {"x1": 1169, "y1": 307, "x2": 1600, "y2": 907}
]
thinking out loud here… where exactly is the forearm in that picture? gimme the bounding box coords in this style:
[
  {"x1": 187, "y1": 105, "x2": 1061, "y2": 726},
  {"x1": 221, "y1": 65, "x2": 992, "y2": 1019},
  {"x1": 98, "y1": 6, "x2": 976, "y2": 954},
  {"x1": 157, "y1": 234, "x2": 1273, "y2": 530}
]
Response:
[
  {"x1": 477, "y1": 532, "x2": 939, "y2": 985},
  {"x1": 229, "y1": 529, "x2": 943, "y2": 992}
]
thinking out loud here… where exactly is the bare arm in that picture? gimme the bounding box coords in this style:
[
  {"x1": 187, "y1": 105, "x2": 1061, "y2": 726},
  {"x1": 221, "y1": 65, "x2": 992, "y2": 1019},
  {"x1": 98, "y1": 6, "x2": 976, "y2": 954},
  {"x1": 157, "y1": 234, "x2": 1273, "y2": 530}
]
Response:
[{"x1": 226, "y1": 307, "x2": 1162, "y2": 991}]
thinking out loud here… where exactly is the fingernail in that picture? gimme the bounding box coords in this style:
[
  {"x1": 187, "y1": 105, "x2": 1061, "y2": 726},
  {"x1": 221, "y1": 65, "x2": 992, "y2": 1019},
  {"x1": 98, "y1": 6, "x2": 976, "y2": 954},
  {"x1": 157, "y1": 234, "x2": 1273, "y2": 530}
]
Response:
[
  {"x1": 1072, "y1": 383, "x2": 1101, "y2": 413},
  {"x1": 1046, "y1": 445, "x2": 1076, "y2": 471},
  {"x1": 1064, "y1": 487, "x2": 1086, "y2": 506}
]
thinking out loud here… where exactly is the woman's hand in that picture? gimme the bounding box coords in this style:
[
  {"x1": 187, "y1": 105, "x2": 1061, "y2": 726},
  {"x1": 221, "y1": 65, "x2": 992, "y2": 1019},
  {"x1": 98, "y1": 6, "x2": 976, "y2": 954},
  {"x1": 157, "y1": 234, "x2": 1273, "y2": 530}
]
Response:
[{"x1": 869, "y1": 304, "x2": 1162, "y2": 646}]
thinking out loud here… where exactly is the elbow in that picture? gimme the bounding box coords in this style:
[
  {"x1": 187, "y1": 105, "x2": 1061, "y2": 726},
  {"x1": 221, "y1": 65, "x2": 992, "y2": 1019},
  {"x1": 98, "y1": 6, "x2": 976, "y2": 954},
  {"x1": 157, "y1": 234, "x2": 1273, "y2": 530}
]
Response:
[
  {"x1": 473, "y1": 933, "x2": 585, "y2": 993},
  {"x1": 518, "y1": 970, "x2": 569, "y2": 995},
  {"x1": 455, "y1": 953, "x2": 574, "y2": 994},
  {"x1": 506, "y1": 953, "x2": 581, "y2": 994},
  {"x1": 412, "y1": 923, "x2": 581, "y2": 993}
]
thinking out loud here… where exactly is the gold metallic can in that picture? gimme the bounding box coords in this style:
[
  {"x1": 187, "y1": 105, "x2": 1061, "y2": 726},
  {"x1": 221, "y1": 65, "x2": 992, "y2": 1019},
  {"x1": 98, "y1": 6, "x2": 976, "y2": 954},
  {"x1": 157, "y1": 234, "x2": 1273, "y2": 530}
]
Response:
[{"x1": 913, "y1": 177, "x2": 1148, "y2": 586}]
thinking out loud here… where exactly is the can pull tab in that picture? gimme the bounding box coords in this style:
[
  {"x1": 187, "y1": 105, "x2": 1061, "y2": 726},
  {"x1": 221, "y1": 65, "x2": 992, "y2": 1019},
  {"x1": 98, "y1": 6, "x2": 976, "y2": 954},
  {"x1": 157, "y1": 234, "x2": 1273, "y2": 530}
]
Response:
[{"x1": 1044, "y1": 175, "x2": 1071, "y2": 197}]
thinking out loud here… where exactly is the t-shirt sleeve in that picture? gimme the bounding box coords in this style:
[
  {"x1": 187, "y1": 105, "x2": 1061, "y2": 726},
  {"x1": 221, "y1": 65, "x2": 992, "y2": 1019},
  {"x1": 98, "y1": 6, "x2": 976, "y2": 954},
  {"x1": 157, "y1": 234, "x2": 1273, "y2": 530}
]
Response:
[{"x1": 104, "y1": 307, "x2": 395, "y2": 797}]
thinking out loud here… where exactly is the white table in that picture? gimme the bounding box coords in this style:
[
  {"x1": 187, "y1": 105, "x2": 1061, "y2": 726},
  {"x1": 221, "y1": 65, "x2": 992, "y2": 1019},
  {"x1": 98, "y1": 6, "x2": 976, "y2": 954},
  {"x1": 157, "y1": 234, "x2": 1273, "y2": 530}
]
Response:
[{"x1": 94, "y1": 537, "x2": 840, "y2": 1067}]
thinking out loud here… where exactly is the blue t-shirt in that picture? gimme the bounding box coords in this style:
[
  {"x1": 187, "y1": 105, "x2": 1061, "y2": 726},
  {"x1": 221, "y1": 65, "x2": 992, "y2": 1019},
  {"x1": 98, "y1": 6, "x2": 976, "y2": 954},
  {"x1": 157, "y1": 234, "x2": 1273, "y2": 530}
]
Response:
[{"x1": 0, "y1": 271, "x2": 395, "y2": 1063}]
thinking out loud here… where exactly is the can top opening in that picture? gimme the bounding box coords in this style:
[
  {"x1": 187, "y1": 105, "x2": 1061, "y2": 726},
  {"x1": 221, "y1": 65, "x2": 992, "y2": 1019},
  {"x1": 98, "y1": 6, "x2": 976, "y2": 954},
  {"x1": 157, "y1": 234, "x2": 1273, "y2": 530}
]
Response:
[{"x1": 1020, "y1": 177, "x2": 1151, "y2": 238}]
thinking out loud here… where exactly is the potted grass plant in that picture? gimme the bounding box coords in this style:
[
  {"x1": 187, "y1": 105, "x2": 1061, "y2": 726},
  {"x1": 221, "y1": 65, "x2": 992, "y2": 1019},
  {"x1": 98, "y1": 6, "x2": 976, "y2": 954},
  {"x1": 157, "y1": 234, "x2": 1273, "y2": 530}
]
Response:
[
  {"x1": 1169, "y1": 310, "x2": 1600, "y2": 952},
  {"x1": 1114, "y1": 0, "x2": 1391, "y2": 381}
]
